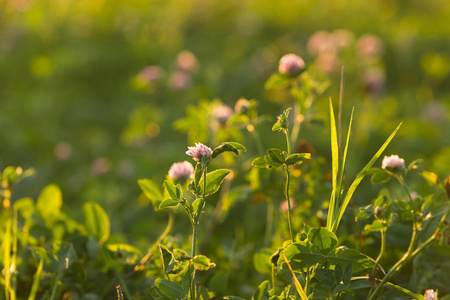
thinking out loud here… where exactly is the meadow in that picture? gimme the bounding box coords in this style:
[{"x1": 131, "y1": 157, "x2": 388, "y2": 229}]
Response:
[{"x1": 0, "y1": 0, "x2": 449, "y2": 299}]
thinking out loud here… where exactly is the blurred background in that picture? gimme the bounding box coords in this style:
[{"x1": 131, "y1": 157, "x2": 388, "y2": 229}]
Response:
[{"x1": 1, "y1": 0, "x2": 449, "y2": 264}]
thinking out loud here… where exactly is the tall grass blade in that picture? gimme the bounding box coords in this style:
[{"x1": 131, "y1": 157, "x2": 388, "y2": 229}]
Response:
[
  {"x1": 331, "y1": 122, "x2": 402, "y2": 232},
  {"x1": 28, "y1": 259, "x2": 44, "y2": 300},
  {"x1": 336, "y1": 107, "x2": 354, "y2": 207},
  {"x1": 282, "y1": 253, "x2": 309, "y2": 300},
  {"x1": 327, "y1": 98, "x2": 339, "y2": 230}
]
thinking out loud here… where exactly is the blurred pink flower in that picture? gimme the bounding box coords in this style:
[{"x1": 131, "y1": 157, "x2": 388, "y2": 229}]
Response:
[
  {"x1": 213, "y1": 104, "x2": 234, "y2": 126},
  {"x1": 54, "y1": 141, "x2": 72, "y2": 160},
  {"x1": 307, "y1": 31, "x2": 333, "y2": 55},
  {"x1": 168, "y1": 71, "x2": 191, "y2": 90},
  {"x1": 278, "y1": 54, "x2": 306, "y2": 77},
  {"x1": 177, "y1": 50, "x2": 198, "y2": 72},
  {"x1": 364, "y1": 68, "x2": 385, "y2": 98},
  {"x1": 138, "y1": 65, "x2": 163, "y2": 83},
  {"x1": 234, "y1": 98, "x2": 251, "y2": 114},
  {"x1": 357, "y1": 34, "x2": 383, "y2": 58},
  {"x1": 381, "y1": 155, "x2": 405, "y2": 173},
  {"x1": 332, "y1": 29, "x2": 354, "y2": 49},
  {"x1": 168, "y1": 161, "x2": 194, "y2": 182},
  {"x1": 92, "y1": 157, "x2": 111, "y2": 175},
  {"x1": 280, "y1": 198, "x2": 296, "y2": 213},
  {"x1": 186, "y1": 143, "x2": 213, "y2": 162},
  {"x1": 317, "y1": 51, "x2": 339, "y2": 73},
  {"x1": 424, "y1": 289, "x2": 437, "y2": 300}
]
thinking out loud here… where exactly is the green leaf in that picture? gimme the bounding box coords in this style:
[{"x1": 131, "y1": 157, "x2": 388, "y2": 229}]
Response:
[
  {"x1": 364, "y1": 220, "x2": 385, "y2": 232},
  {"x1": 272, "y1": 122, "x2": 282, "y2": 132},
  {"x1": 192, "y1": 255, "x2": 216, "y2": 271},
  {"x1": 192, "y1": 198, "x2": 204, "y2": 215},
  {"x1": 329, "y1": 247, "x2": 373, "y2": 272},
  {"x1": 211, "y1": 141, "x2": 246, "y2": 160},
  {"x1": 267, "y1": 148, "x2": 286, "y2": 164},
  {"x1": 334, "y1": 263, "x2": 343, "y2": 284},
  {"x1": 82, "y1": 202, "x2": 110, "y2": 245},
  {"x1": 265, "y1": 73, "x2": 291, "y2": 90},
  {"x1": 327, "y1": 99, "x2": 339, "y2": 231},
  {"x1": 343, "y1": 263, "x2": 352, "y2": 286},
  {"x1": 36, "y1": 184, "x2": 62, "y2": 220},
  {"x1": 138, "y1": 179, "x2": 163, "y2": 201},
  {"x1": 370, "y1": 169, "x2": 391, "y2": 184},
  {"x1": 253, "y1": 249, "x2": 272, "y2": 274},
  {"x1": 154, "y1": 279, "x2": 186, "y2": 299},
  {"x1": 159, "y1": 244, "x2": 173, "y2": 274},
  {"x1": 164, "y1": 180, "x2": 181, "y2": 201},
  {"x1": 348, "y1": 279, "x2": 370, "y2": 290},
  {"x1": 307, "y1": 227, "x2": 338, "y2": 255},
  {"x1": 285, "y1": 153, "x2": 311, "y2": 165},
  {"x1": 280, "y1": 242, "x2": 373, "y2": 273},
  {"x1": 224, "y1": 297, "x2": 246, "y2": 300},
  {"x1": 421, "y1": 171, "x2": 440, "y2": 187},
  {"x1": 198, "y1": 169, "x2": 230, "y2": 196},
  {"x1": 159, "y1": 199, "x2": 179, "y2": 210},
  {"x1": 252, "y1": 280, "x2": 270, "y2": 300}
]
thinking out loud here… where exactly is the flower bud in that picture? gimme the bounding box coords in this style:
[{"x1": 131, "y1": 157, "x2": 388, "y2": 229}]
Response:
[
  {"x1": 381, "y1": 155, "x2": 405, "y2": 174},
  {"x1": 278, "y1": 54, "x2": 306, "y2": 77},
  {"x1": 213, "y1": 104, "x2": 233, "y2": 126},
  {"x1": 424, "y1": 289, "x2": 437, "y2": 300},
  {"x1": 168, "y1": 161, "x2": 194, "y2": 184}
]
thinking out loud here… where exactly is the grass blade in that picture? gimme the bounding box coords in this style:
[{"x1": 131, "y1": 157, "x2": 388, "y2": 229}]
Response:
[
  {"x1": 332, "y1": 122, "x2": 402, "y2": 232},
  {"x1": 282, "y1": 253, "x2": 309, "y2": 300},
  {"x1": 336, "y1": 107, "x2": 354, "y2": 207},
  {"x1": 327, "y1": 98, "x2": 339, "y2": 230},
  {"x1": 28, "y1": 259, "x2": 44, "y2": 300},
  {"x1": 4, "y1": 217, "x2": 11, "y2": 300}
]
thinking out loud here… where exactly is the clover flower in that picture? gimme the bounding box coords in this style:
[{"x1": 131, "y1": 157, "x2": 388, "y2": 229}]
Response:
[
  {"x1": 213, "y1": 104, "x2": 233, "y2": 126},
  {"x1": 234, "y1": 98, "x2": 251, "y2": 114},
  {"x1": 381, "y1": 154, "x2": 405, "y2": 173},
  {"x1": 424, "y1": 289, "x2": 437, "y2": 300},
  {"x1": 186, "y1": 143, "x2": 213, "y2": 162},
  {"x1": 278, "y1": 54, "x2": 306, "y2": 77},
  {"x1": 168, "y1": 161, "x2": 194, "y2": 183}
]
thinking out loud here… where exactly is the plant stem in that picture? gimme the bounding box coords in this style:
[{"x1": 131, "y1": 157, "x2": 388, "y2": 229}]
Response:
[
  {"x1": 285, "y1": 166, "x2": 294, "y2": 243},
  {"x1": 368, "y1": 205, "x2": 449, "y2": 300},
  {"x1": 190, "y1": 166, "x2": 207, "y2": 300},
  {"x1": 372, "y1": 227, "x2": 386, "y2": 275}
]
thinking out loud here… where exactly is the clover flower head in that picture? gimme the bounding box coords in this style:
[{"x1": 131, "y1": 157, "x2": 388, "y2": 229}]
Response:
[
  {"x1": 186, "y1": 143, "x2": 213, "y2": 162},
  {"x1": 381, "y1": 154, "x2": 405, "y2": 173},
  {"x1": 234, "y1": 98, "x2": 251, "y2": 114},
  {"x1": 213, "y1": 104, "x2": 234, "y2": 126},
  {"x1": 280, "y1": 198, "x2": 297, "y2": 213},
  {"x1": 278, "y1": 54, "x2": 306, "y2": 77},
  {"x1": 424, "y1": 289, "x2": 437, "y2": 300},
  {"x1": 168, "y1": 161, "x2": 194, "y2": 182}
]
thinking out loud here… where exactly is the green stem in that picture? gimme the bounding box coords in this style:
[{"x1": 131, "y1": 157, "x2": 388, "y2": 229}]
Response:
[
  {"x1": 372, "y1": 227, "x2": 386, "y2": 275},
  {"x1": 368, "y1": 205, "x2": 449, "y2": 300},
  {"x1": 285, "y1": 166, "x2": 294, "y2": 243},
  {"x1": 285, "y1": 128, "x2": 292, "y2": 156},
  {"x1": 191, "y1": 166, "x2": 207, "y2": 300}
]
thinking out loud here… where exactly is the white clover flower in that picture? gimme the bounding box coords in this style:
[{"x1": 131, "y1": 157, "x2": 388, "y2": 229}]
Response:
[
  {"x1": 381, "y1": 154, "x2": 405, "y2": 173},
  {"x1": 168, "y1": 161, "x2": 194, "y2": 182},
  {"x1": 424, "y1": 289, "x2": 437, "y2": 300},
  {"x1": 186, "y1": 143, "x2": 213, "y2": 162},
  {"x1": 278, "y1": 54, "x2": 306, "y2": 77}
]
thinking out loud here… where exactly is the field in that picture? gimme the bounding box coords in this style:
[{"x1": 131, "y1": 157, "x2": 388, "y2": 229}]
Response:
[{"x1": 0, "y1": 0, "x2": 449, "y2": 299}]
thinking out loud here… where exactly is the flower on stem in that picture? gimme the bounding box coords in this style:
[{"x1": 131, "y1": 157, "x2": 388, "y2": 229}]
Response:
[
  {"x1": 381, "y1": 154, "x2": 405, "y2": 173},
  {"x1": 278, "y1": 54, "x2": 306, "y2": 77},
  {"x1": 424, "y1": 289, "x2": 437, "y2": 300},
  {"x1": 186, "y1": 143, "x2": 213, "y2": 162},
  {"x1": 168, "y1": 161, "x2": 194, "y2": 183}
]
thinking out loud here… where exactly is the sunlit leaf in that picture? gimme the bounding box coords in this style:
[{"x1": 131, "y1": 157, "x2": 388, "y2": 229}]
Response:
[
  {"x1": 192, "y1": 255, "x2": 216, "y2": 271},
  {"x1": 82, "y1": 202, "x2": 110, "y2": 245},
  {"x1": 198, "y1": 169, "x2": 230, "y2": 196},
  {"x1": 154, "y1": 279, "x2": 186, "y2": 299}
]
